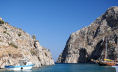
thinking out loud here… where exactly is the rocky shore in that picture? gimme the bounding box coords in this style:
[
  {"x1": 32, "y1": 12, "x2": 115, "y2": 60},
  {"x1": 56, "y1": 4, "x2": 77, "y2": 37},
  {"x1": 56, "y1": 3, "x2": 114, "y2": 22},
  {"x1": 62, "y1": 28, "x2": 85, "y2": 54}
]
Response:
[
  {"x1": 0, "y1": 18, "x2": 54, "y2": 68},
  {"x1": 57, "y1": 6, "x2": 118, "y2": 63}
]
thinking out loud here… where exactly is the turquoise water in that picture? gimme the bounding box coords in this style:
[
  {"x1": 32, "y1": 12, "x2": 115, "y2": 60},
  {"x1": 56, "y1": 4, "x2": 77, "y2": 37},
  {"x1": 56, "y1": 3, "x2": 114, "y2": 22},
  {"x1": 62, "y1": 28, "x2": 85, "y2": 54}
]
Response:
[{"x1": 0, "y1": 64, "x2": 116, "y2": 72}]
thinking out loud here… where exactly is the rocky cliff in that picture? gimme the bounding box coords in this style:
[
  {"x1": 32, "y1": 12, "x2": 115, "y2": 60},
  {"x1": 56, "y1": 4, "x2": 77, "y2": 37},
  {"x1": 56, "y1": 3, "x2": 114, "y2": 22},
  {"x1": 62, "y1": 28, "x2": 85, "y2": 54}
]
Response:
[
  {"x1": 0, "y1": 18, "x2": 54, "y2": 68},
  {"x1": 57, "y1": 6, "x2": 118, "y2": 63}
]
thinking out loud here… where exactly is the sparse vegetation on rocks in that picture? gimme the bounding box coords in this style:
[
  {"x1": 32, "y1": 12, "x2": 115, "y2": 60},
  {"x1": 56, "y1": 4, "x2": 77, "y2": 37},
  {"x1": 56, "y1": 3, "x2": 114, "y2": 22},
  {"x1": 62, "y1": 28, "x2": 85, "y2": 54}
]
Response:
[
  {"x1": 0, "y1": 20, "x2": 4, "y2": 24},
  {"x1": 30, "y1": 49, "x2": 37, "y2": 55},
  {"x1": 32, "y1": 35, "x2": 36, "y2": 40},
  {"x1": 3, "y1": 31, "x2": 10, "y2": 36},
  {"x1": 57, "y1": 6, "x2": 118, "y2": 63},
  {"x1": 18, "y1": 33, "x2": 21, "y2": 37},
  {"x1": 0, "y1": 18, "x2": 4, "y2": 24},
  {"x1": 0, "y1": 17, "x2": 54, "y2": 68},
  {"x1": 9, "y1": 43, "x2": 18, "y2": 48}
]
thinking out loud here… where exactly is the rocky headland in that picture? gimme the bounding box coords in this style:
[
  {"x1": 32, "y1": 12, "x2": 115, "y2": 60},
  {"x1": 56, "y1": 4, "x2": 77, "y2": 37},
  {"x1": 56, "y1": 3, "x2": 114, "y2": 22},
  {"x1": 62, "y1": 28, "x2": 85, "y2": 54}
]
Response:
[
  {"x1": 0, "y1": 18, "x2": 54, "y2": 68},
  {"x1": 57, "y1": 6, "x2": 118, "y2": 63}
]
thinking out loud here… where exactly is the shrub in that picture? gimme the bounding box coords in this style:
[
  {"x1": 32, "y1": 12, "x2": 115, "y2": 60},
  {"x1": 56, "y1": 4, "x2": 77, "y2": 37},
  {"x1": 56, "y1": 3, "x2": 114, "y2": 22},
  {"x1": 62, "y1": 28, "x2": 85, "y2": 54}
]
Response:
[
  {"x1": 3, "y1": 31, "x2": 7, "y2": 33},
  {"x1": 30, "y1": 49, "x2": 37, "y2": 55},
  {"x1": 3, "y1": 31, "x2": 10, "y2": 36},
  {"x1": 9, "y1": 43, "x2": 18, "y2": 48},
  {"x1": 0, "y1": 20, "x2": 4, "y2": 24},
  {"x1": 18, "y1": 33, "x2": 21, "y2": 37},
  {"x1": 0, "y1": 40, "x2": 2, "y2": 42},
  {"x1": 32, "y1": 35, "x2": 36, "y2": 40}
]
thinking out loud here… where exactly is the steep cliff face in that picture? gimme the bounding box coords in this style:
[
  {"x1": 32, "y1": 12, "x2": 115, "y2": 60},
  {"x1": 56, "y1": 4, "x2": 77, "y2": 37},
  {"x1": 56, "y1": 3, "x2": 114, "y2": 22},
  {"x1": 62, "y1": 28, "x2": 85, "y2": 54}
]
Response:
[
  {"x1": 57, "y1": 6, "x2": 118, "y2": 63},
  {"x1": 0, "y1": 18, "x2": 54, "y2": 68}
]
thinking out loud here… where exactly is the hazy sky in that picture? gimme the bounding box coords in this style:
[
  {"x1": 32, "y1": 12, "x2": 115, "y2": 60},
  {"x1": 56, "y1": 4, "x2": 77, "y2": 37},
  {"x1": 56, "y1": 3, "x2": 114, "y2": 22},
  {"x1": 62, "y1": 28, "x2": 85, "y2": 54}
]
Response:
[{"x1": 0, "y1": 0, "x2": 117, "y2": 61}]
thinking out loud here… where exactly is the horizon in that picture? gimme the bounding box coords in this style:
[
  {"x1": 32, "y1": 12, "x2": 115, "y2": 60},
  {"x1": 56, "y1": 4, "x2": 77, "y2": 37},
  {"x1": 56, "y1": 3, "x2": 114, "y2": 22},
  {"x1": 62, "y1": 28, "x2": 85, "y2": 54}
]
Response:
[{"x1": 0, "y1": 0, "x2": 118, "y2": 61}]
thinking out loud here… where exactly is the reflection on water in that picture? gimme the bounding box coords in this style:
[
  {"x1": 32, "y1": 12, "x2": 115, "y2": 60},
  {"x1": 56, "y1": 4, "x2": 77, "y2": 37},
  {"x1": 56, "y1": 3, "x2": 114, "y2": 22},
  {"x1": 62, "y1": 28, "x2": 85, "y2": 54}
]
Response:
[
  {"x1": 0, "y1": 69, "x2": 32, "y2": 72},
  {"x1": 112, "y1": 66, "x2": 118, "y2": 72},
  {"x1": 0, "y1": 64, "x2": 116, "y2": 72}
]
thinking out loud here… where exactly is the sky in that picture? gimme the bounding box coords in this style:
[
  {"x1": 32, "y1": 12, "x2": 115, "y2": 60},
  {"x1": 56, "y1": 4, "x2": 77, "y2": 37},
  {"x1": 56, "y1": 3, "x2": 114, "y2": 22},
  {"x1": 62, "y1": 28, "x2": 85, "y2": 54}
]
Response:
[{"x1": 0, "y1": 0, "x2": 118, "y2": 61}]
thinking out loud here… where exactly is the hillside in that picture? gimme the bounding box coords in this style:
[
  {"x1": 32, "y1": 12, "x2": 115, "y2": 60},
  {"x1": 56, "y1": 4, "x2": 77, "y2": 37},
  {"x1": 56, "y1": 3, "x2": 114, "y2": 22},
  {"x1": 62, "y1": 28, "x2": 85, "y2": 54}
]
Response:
[
  {"x1": 57, "y1": 6, "x2": 118, "y2": 63},
  {"x1": 0, "y1": 18, "x2": 54, "y2": 68}
]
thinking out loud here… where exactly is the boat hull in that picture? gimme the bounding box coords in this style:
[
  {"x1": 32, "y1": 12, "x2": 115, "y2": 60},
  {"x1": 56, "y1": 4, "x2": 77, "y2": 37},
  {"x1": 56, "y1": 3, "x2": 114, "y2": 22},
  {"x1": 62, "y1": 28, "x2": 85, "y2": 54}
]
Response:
[
  {"x1": 5, "y1": 64, "x2": 34, "y2": 70},
  {"x1": 6, "y1": 67, "x2": 21, "y2": 70},
  {"x1": 98, "y1": 62, "x2": 116, "y2": 66},
  {"x1": 98, "y1": 62, "x2": 107, "y2": 66},
  {"x1": 21, "y1": 66, "x2": 33, "y2": 70}
]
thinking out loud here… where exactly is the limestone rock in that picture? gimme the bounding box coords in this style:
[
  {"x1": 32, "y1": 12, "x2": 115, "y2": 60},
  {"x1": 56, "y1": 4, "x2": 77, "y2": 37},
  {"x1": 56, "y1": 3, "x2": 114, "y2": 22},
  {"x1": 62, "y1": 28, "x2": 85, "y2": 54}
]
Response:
[
  {"x1": 57, "y1": 6, "x2": 118, "y2": 63},
  {"x1": 0, "y1": 20, "x2": 54, "y2": 68}
]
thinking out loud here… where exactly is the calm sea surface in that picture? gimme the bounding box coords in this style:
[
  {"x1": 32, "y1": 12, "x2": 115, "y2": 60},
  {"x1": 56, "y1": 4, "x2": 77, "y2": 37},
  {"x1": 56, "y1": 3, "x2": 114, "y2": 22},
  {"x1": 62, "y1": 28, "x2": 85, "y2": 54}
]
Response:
[{"x1": 0, "y1": 64, "x2": 116, "y2": 72}]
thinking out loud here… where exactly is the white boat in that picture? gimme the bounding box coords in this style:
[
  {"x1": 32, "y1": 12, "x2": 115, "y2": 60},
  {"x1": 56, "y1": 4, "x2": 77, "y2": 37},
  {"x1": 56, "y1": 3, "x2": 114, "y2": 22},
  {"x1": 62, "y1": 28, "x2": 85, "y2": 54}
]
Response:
[{"x1": 5, "y1": 60, "x2": 34, "y2": 70}]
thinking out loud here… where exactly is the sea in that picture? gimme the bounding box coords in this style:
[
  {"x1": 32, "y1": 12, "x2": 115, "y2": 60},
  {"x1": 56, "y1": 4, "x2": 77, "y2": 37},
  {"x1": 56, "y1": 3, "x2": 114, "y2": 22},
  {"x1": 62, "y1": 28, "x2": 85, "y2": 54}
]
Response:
[{"x1": 0, "y1": 64, "x2": 116, "y2": 72}]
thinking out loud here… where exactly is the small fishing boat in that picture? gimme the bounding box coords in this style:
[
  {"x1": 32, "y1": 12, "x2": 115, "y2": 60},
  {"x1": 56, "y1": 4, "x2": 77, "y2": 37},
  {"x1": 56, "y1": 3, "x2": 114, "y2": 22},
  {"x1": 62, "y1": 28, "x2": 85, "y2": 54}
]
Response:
[{"x1": 5, "y1": 60, "x2": 34, "y2": 70}]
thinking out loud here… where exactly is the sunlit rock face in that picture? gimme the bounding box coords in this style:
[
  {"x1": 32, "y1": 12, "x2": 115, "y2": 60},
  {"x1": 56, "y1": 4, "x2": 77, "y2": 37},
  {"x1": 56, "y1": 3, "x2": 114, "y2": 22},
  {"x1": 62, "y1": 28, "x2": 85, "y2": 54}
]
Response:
[
  {"x1": 57, "y1": 6, "x2": 118, "y2": 63},
  {"x1": 0, "y1": 19, "x2": 54, "y2": 68}
]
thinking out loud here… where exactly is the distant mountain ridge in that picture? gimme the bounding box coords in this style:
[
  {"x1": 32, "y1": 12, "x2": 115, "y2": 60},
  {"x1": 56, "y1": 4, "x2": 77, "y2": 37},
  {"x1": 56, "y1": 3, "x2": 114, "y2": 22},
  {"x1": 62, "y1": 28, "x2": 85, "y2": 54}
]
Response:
[
  {"x1": 0, "y1": 18, "x2": 54, "y2": 68},
  {"x1": 57, "y1": 6, "x2": 118, "y2": 63}
]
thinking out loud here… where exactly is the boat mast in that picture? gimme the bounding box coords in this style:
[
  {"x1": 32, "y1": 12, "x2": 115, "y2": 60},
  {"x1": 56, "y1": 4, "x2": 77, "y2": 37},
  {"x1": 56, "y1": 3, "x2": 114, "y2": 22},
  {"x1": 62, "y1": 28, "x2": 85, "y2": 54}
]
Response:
[
  {"x1": 105, "y1": 38, "x2": 107, "y2": 59},
  {"x1": 116, "y1": 38, "x2": 118, "y2": 61}
]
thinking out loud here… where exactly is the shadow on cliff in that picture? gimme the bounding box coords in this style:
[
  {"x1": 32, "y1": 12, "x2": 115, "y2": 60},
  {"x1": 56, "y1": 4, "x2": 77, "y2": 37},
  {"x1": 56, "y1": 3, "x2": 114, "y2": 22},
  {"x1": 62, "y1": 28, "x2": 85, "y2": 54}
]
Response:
[
  {"x1": 78, "y1": 48, "x2": 88, "y2": 63},
  {"x1": 89, "y1": 40, "x2": 104, "y2": 61},
  {"x1": 89, "y1": 36, "x2": 117, "y2": 62},
  {"x1": 78, "y1": 40, "x2": 107, "y2": 63}
]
